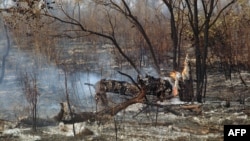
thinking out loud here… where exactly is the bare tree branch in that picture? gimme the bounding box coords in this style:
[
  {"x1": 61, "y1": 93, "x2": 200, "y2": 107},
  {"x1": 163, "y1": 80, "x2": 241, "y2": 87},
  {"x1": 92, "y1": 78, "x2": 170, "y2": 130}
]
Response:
[
  {"x1": 44, "y1": 7, "x2": 142, "y2": 74},
  {"x1": 209, "y1": 0, "x2": 235, "y2": 28},
  {"x1": 106, "y1": 0, "x2": 161, "y2": 74}
]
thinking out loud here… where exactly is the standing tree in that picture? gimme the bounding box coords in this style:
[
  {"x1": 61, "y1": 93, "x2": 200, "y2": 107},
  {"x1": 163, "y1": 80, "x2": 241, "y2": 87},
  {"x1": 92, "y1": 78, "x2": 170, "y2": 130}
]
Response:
[
  {"x1": 184, "y1": 0, "x2": 235, "y2": 102},
  {"x1": 162, "y1": 0, "x2": 180, "y2": 70},
  {"x1": 19, "y1": 72, "x2": 40, "y2": 132}
]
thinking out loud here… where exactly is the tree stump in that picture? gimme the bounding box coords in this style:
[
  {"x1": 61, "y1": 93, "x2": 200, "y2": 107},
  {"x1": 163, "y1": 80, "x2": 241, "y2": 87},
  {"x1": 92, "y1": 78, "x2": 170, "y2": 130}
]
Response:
[{"x1": 179, "y1": 54, "x2": 194, "y2": 102}]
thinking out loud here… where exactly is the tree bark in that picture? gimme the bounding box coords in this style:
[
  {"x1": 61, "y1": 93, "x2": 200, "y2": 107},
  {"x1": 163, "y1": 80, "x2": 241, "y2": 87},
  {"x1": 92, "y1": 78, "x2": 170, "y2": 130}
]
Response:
[
  {"x1": 162, "y1": 0, "x2": 179, "y2": 70},
  {"x1": 179, "y1": 56, "x2": 194, "y2": 102}
]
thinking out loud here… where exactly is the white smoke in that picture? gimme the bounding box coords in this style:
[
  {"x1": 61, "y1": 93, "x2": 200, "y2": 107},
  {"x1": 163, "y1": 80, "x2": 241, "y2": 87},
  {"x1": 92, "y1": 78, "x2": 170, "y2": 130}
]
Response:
[{"x1": 0, "y1": 42, "x2": 104, "y2": 119}]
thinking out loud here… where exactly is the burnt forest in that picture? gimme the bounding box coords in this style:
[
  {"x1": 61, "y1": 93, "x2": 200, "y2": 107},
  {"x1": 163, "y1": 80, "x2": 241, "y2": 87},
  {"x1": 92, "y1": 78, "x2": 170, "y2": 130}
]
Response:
[{"x1": 0, "y1": 0, "x2": 250, "y2": 141}]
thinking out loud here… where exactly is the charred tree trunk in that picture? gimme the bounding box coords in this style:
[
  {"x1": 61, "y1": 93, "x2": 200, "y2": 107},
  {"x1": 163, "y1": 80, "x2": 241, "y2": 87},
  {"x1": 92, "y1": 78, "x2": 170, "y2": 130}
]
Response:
[
  {"x1": 182, "y1": 72, "x2": 194, "y2": 101},
  {"x1": 162, "y1": 0, "x2": 179, "y2": 70},
  {"x1": 179, "y1": 54, "x2": 194, "y2": 102}
]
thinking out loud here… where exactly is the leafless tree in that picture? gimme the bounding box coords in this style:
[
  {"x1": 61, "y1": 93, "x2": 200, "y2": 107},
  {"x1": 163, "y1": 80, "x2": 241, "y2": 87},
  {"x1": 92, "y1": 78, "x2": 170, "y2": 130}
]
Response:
[
  {"x1": 162, "y1": 0, "x2": 179, "y2": 70},
  {"x1": 19, "y1": 72, "x2": 40, "y2": 132}
]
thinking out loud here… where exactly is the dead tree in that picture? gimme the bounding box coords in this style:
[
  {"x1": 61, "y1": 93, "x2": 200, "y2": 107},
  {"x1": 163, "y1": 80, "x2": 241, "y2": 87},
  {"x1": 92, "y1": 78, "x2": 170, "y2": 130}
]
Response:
[
  {"x1": 162, "y1": 0, "x2": 183, "y2": 70},
  {"x1": 54, "y1": 85, "x2": 202, "y2": 124},
  {"x1": 54, "y1": 85, "x2": 146, "y2": 124},
  {"x1": 19, "y1": 72, "x2": 40, "y2": 132}
]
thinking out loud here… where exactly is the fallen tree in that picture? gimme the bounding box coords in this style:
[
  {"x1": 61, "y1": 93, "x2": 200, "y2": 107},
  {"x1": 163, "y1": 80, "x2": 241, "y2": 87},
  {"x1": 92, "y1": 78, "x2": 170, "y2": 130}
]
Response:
[
  {"x1": 54, "y1": 89, "x2": 202, "y2": 124},
  {"x1": 54, "y1": 84, "x2": 147, "y2": 124},
  {"x1": 54, "y1": 54, "x2": 196, "y2": 124},
  {"x1": 54, "y1": 101, "x2": 202, "y2": 124}
]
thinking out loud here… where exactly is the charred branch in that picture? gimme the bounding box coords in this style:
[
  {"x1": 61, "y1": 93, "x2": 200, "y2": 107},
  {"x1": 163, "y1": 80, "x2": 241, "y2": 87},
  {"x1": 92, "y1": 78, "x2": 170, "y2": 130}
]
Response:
[
  {"x1": 44, "y1": 12, "x2": 141, "y2": 74},
  {"x1": 117, "y1": 70, "x2": 141, "y2": 90},
  {"x1": 54, "y1": 86, "x2": 146, "y2": 124}
]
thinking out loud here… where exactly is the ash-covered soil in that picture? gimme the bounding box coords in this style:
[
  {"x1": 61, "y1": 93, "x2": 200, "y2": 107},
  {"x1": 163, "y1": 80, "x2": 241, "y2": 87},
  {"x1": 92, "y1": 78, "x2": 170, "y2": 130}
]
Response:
[{"x1": 1, "y1": 102, "x2": 250, "y2": 141}]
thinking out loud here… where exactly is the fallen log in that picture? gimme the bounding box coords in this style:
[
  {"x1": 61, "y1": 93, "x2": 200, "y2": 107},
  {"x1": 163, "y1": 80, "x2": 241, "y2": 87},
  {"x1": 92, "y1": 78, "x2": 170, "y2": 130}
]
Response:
[
  {"x1": 97, "y1": 88, "x2": 146, "y2": 116},
  {"x1": 54, "y1": 86, "x2": 147, "y2": 124},
  {"x1": 54, "y1": 79, "x2": 200, "y2": 124}
]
